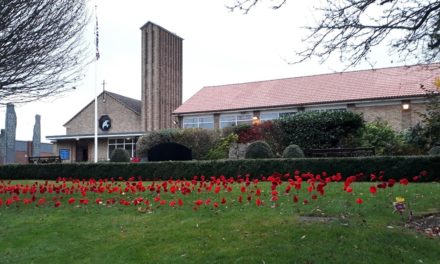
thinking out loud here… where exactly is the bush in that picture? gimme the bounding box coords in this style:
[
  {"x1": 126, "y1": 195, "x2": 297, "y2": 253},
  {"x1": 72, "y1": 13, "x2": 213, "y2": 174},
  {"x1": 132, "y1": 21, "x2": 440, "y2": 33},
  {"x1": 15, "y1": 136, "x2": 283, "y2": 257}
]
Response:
[
  {"x1": 244, "y1": 140, "x2": 274, "y2": 159},
  {"x1": 358, "y1": 120, "x2": 405, "y2": 155},
  {"x1": 110, "y1": 148, "x2": 130, "y2": 162},
  {"x1": 428, "y1": 146, "x2": 440, "y2": 155},
  {"x1": 282, "y1": 144, "x2": 305, "y2": 158},
  {"x1": 137, "y1": 128, "x2": 221, "y2": 160},
  {"x1": 274, "y1": 111, "x2": 364, "y2": 150},
  {"x1": 0, "y1": 156, "x2": 438, "y2": 182},
  {"x1": 205, "y1": 133, "x2": 238, "y2": 160}
]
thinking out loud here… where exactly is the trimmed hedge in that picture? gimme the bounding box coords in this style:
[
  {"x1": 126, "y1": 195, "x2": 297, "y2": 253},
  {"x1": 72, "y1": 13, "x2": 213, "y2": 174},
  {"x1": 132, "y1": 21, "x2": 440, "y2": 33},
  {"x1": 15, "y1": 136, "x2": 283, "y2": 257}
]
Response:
[{"x1": 0, "y1": 156, "x2": 439, "y2": 181}]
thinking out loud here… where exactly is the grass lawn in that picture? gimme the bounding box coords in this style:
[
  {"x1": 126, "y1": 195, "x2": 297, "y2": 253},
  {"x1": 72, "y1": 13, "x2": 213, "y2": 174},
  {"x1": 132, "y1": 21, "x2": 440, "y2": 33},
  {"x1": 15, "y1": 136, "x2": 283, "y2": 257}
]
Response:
[{"x1": 0, "y1": 179, "x2": 439, "y2": 264}]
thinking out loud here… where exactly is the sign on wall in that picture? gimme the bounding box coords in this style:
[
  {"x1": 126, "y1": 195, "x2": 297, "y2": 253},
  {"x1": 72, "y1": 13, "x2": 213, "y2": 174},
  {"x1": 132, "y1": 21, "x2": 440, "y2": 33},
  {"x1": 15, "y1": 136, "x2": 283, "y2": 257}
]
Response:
[
  {"x1": 99, "y1": 115, "x2": 112, "y2": 131},
  {"x1": 59, "y1": 149, "x2": 70, "y2": 160}
]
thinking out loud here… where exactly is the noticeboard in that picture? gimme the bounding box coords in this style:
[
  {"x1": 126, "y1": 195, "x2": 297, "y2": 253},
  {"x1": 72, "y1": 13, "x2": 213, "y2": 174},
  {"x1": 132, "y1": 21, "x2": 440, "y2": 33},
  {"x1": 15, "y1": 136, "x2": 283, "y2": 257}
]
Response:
[{"x1": 59, "y1": 149, "x2": 70, "y2": 160}]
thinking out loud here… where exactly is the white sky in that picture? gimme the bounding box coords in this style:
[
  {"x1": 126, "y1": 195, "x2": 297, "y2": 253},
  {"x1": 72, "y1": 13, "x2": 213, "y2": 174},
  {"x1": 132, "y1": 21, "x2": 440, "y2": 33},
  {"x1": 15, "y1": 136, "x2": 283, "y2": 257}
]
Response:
[{"x1": 0, "y1": 0, "x2": 396, "y2": 142}]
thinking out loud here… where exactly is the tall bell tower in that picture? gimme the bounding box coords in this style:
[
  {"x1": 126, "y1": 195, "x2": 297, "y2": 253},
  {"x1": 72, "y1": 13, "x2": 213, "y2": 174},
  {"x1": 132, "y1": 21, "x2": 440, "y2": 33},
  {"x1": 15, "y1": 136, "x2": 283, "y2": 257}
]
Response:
[{"x1": 140, "y1": 22, "x2": 183, "y2": 132}]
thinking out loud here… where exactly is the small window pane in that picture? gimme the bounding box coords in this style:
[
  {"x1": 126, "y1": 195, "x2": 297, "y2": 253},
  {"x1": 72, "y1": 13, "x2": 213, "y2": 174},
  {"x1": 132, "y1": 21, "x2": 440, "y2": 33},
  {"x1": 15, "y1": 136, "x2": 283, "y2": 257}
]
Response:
[
  {"x1": 260, "y1": 113, "x2": 278, "y2": 120},
  {"x1": 183, "y1": 117, "x2": 196, "y2": 124},
  {"x1": 220, "y1": 116, "x2": 235, "y2": 122},
  {"x1": 183, "y1": 123, "x2": 197, "y2": 128},
  {"x1": 220, "y1": 121, "x2": 235, "y2": 128},
  {"x1": 237, "y1": 114, "x2": 252, "y2": 121},
  {"x1": 199, "y1": 117, "x2": 213, "y2": 123},
  {"x1": 199, "y1": 122, "x2": 214, "y2": 129}
]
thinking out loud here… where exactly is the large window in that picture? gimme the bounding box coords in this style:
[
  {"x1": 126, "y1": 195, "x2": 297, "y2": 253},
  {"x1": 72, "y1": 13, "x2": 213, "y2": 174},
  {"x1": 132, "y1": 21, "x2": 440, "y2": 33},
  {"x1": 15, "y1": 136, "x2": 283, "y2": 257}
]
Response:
[
  {"x1": 220, "y1": 113, "x2": 253, "y2": 128},
  {"x1": 260, "y1": 111, "x2": 296, "y2": 121},
  {"x1": 108, "y1": 138, "x2": 137, "y2": 159},
  {"x1": 183, "y1": 116, "x2": 214, "y2": 129}
]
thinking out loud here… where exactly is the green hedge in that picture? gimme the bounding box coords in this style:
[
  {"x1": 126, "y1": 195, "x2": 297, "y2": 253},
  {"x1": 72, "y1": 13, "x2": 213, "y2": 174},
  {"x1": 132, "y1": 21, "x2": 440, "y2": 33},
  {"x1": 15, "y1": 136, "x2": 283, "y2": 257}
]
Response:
[{"x1": 0, "y1": 156, "x2": 439, "y2": 181}]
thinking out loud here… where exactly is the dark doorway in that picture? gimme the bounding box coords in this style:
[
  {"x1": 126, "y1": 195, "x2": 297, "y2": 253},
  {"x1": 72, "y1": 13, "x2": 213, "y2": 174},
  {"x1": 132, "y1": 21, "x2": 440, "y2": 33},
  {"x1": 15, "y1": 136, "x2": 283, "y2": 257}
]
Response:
[
  {"x1": 147, "y1": 142, "x2": 192, "y2": 161},
  {"x1": 76, "y1": 141, "x2": 89, "y2": 162}
]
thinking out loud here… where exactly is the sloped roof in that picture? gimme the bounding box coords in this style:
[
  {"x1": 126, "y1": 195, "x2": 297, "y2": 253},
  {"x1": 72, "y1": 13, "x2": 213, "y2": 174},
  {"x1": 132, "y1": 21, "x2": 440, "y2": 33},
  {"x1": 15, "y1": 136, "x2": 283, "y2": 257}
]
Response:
[
  {"x1": 174, "y1": 64, "x2": 440, "y2": 114},
  {"x1": 64, "y1": 91, "x2": 141, "y2": 126},
  {"x1": 105, "y1": 91, "x2": 141, "y2": 115}
]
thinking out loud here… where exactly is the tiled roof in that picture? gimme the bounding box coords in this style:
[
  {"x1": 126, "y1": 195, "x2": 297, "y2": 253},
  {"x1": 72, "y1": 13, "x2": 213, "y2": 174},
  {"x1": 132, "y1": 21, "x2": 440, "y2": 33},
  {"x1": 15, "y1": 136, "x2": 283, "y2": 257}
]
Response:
[{"x1": 174, "y1": 64, "x2": 440, "y2": 114}]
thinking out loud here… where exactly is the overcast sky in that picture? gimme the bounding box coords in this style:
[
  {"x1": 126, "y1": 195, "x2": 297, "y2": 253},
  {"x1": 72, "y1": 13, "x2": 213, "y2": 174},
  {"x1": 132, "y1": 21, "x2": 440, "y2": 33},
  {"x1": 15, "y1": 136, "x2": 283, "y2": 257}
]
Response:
[{"x1": 0, "y1": 0, "x2": 396, "y2": 142}]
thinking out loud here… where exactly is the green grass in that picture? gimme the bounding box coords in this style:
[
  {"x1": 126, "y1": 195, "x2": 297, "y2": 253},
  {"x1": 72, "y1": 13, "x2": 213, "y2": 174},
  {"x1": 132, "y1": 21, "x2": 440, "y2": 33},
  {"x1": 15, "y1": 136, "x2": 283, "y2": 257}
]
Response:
[{"x1": 0, "y1": 181, "x2": 439, "y2": 264}]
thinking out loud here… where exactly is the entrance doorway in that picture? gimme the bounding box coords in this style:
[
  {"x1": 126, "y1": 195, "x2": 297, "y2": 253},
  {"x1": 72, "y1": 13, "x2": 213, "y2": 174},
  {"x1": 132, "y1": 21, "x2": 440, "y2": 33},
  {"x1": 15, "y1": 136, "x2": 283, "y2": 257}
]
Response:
[{"x1": 76, "y1": 141, "x2": 89, "y2": 162}]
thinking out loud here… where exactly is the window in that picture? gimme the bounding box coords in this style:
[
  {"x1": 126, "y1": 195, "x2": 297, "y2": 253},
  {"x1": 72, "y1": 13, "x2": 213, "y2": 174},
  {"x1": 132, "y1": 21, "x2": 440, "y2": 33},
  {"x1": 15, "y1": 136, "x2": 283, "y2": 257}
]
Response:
[
  {"x1": 182, "y1": 116, "x2": 214, "y2": 129},
  {"x1": 305, "y1": 108, "x2": 347, "y2": 112},
  {"x1": 260, "y1": 111, "x2": 296, "y2": 121},
  {"x1": 220, "y1": 114, "x2": 253, "y2": 128},
  {"x1": 108, "y1": 137, "x2": 138, "y2": 159}
]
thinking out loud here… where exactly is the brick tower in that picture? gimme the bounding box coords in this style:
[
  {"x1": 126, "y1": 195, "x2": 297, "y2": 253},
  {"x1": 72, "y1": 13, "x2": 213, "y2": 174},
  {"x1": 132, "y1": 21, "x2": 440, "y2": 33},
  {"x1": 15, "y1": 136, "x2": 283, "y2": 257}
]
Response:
[{"x1": 140, "y1": 22, "x2": 183, "y2": 132}]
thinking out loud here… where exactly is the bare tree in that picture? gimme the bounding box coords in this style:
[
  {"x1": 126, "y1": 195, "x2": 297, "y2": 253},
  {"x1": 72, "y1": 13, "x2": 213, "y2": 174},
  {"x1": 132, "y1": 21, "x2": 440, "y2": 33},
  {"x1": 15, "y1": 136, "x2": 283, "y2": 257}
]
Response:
[
  {"x1": 227, "y1": 0, "x2": 440, "y2": 67},
  {"x1": 0, "y1": 0, "x2": 90, "y2": 104}
]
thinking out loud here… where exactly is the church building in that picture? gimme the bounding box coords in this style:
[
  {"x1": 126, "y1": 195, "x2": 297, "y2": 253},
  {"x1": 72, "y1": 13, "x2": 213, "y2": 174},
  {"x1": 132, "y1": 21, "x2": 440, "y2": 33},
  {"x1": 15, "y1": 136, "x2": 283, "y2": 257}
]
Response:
[
  {"x1": 47, "y1": 21, "x2": 439, "y2": 163},
  {"x1": 46, "y1": 22, "x2": 182, "y2": 162}
]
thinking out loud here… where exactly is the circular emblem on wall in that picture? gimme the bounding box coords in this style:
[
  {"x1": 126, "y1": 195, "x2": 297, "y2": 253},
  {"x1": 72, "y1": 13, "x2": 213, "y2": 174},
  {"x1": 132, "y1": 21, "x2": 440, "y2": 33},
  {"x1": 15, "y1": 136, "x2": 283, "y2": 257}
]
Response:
[{"x1": 99, "y1": 115, "x2": 112, "y2": 131}]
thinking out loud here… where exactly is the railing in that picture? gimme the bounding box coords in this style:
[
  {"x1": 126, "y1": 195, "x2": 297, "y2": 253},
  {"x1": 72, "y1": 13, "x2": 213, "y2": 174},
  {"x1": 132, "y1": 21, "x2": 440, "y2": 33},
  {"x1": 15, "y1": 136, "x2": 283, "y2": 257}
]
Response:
[
  {"x1": 304, "y1": 147, "x2": 375, "y2": 157},
  {"x1": 28, "y1": 156, "x2": 62, "y2": 164}
]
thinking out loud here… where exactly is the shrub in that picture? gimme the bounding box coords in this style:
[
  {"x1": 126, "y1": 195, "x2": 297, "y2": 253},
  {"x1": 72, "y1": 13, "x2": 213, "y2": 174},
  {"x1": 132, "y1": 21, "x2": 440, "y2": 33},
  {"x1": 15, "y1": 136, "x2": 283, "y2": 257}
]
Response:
[
  {"x1": 110, "y1": 148, "x2": 130, "y2": 162},
  {"x1": 137, "y1": 128, "x2": 221, "y2": 160},
  {"x1": 205, "y1": 133, "x2": 238, "y2": 160},
  {"x1": 0, "y1": 156, "x2": 439, "y2": 182},
  {"x1": 282, "y1": 144, "x2": 305, "y2": 158},
  {"x1": 274, "y1": 111, "x2": 364, "y2": 150},
  {"x1": 244, "y1": 140, "x2": 274, "y2": 159},
  {"x1": 428, "y1": 146, "x2": 440, "y2": 155},
  {"x1": 358, "y1": 120, "x2": 405, "y2": 155}
]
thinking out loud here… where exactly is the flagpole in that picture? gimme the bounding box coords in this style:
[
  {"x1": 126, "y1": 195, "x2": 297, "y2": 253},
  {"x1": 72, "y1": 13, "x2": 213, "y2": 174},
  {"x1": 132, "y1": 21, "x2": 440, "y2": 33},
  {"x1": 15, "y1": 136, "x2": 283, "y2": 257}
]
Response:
[{"x1": 94, "y1": 4, "x2": 99, "y2": 163}]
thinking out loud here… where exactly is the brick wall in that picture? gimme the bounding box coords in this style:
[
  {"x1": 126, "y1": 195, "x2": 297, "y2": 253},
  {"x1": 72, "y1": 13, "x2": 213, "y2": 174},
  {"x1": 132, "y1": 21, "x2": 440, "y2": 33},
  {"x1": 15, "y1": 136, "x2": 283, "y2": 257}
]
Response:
[
  {"x1": 141, "y1": 22, "x2": 182, "y2": 132},
  {"x1": 350, "y1": 102, "x2": 426, "y2": 131},
  {"x1": 65, "y1": 94, "x2": 141, "y2": 135}
]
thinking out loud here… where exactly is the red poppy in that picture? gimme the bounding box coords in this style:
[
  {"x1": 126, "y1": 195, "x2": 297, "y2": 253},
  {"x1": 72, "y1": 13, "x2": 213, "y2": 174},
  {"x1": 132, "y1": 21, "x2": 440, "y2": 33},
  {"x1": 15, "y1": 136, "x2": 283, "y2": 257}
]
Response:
[
  {"x1": 38, "y1": 198, "x2": 46, "y2": 205},
  {"x1": 95, "y1": 198, "x2": 103, "y2": 204},
  {"x1": 178, "y1": 199, "x2": 184, "y2": 207},
  {"x1": 68, "y1": 197, "x2": 76, "y2": 204},
  {"x1": 311, "y1": 194, "x2": 317, "y2": 200},
  {"x1": 345, "y1": 186, "x2": 353, "y2": 193},
  {"x1": 240, "y1": 186, "x2": 246, "y2": 193},
  {"x1": 255, "y1": 189, "x2": 261, "y2": 196},
  {"x1": 399, "y1": 178, "x2": 409, "y2": 185},
  {"x1": 238, "y1": 195, "x2": 243, "y2": 203},
  {"x1": 195, "y1": 199, "x2": 203, "y2": 206},
  {"x1": 303, "y1": 199, "x2": 309, "y2": 205},
  {"x1": 293, "y1": 195, "x2": 299, "y2": 203},
  {"x1": 54, "y1": 201, "x2": 61, "y2": 207},
  {"x1": 388, "y1": 178, "x2": 396, "y2": 187},
  {"x1": 356, "y1": 198, "x2": 363, "y2": 204},
  {"x1": 369, "y1": 186, "x2": 377, "y2": 195},
  {"x1": 213, "y1": 202, "x2": 219, "y2": 208},
  {"x1": 221, "y1": 197, "x2": 226, "y2": 204},
  {"x1": 169, "y1": 200, "x2": 176, "y2": 207},
  {"x1": 256, "y1": 198, "x2": 262, "y2": 206}
]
